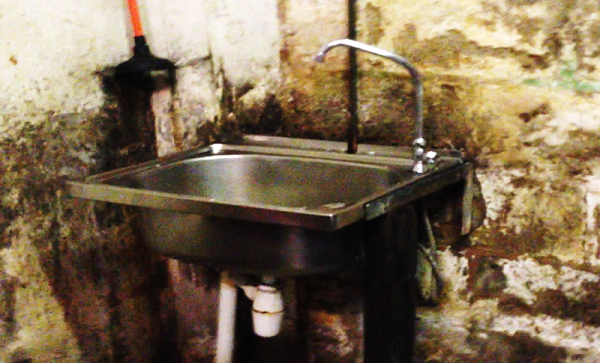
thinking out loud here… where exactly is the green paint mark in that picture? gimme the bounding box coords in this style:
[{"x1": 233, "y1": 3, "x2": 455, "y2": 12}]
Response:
[{"x1": 523, "y1": 61, "x2": 600, "y2": 93}]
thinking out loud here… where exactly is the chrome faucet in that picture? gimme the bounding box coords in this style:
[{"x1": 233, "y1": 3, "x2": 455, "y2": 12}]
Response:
[{"x1": 315, "y1": 39, "x2": 431, "y2": 173}]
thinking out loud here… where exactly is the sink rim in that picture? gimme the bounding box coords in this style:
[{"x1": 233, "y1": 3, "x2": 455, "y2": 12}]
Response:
[{"x1": 66, "y1": 140, "x2": 468, "y2": 231}]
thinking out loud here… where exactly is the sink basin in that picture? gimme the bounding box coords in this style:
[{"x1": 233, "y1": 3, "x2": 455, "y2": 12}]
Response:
[
  {"x1": 67, "y1": 136, "x2": 472, "y2": 276},
  {"x1": 114, "y1": 154, "x2": 408, "y2": 212}
]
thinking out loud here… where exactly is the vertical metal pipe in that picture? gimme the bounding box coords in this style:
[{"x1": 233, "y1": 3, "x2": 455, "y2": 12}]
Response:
[{"x1": 347, "y1": 0, "x2": 359, "y2": 154}]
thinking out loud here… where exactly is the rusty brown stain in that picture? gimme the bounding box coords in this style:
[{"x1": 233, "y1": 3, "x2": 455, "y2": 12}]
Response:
[
  {"x1": 518, "y1": 102, "x2": 551, "y2": 123},
  {"x1": 471, "y1": 331, "x2": 567, "y2": 363},
  {"x1": 498, "y1": 282, "x2": 600, "y2": 327},
  {"x1": 466, "y1": 255, "x2": 507, "y2": 302},
  {"x1": 497, "y1": 294, "x2": 533, "y2": 316}
]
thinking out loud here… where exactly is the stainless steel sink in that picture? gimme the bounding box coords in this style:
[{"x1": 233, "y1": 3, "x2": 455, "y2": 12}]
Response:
[
  {"x1": 112, "y1": 154, "x2": 408, "y2": 212},
  {"x1": 67, "y1": 136, "x2": 472, "y2": 276}
]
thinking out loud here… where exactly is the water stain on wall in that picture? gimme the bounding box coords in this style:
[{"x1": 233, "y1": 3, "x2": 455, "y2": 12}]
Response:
[
  {"x1": 392, "y1": 26, "x2": 550, "y2": 71},
  {"x1": 0, "y1": 69, "x2": 178, "y2": 362}
]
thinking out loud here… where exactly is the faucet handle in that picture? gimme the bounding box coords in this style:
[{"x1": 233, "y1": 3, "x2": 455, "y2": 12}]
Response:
[
  {"x1": 412, "y1": 138, "x2": 437, "y2": 173},
  {"x1": 412, "y1": 138, "x2": 426, "y2": 156},
  {"x1": 425, "y1": 151, "x2": 438, "y2": 167},
  {"x1": 413, "y1": 137, "x2": 426, "y2": 147},
  {"x1": 412, "y1": 138, "x2": 426, "y2": 173}
]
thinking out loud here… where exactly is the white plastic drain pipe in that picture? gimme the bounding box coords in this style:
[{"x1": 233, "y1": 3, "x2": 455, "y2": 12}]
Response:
[
  {"x1": 215, "y1": 272, "x2": 237, "y2": 363},
  {"x1": 215, "y1": 274, "x2": 285, "y2": 363},
  {"x1": 252, "y1": 283, "x2": 284, "y2": 337},
  {"x1": 241, "y1": 276, "x2": 284, "y2": 337}
]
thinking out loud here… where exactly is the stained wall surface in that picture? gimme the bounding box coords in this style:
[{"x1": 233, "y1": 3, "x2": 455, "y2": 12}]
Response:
[
  {"x1": 0, "y1": 0, "x2": 279, "y2": 362},
  {"x1": 279, "y1": 0, "x2": 600, "y2": 361},
  {"x1": 2, "y1": 0, "x2": 600, "y2": 362}
]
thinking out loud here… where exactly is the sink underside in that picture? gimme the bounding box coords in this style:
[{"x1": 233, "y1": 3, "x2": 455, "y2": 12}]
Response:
[{"x1": 67, "y1": 136, "x2": 472, "y2": 276}]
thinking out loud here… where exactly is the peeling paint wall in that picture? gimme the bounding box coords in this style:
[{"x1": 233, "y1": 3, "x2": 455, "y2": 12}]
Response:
[
  {"x1": 3, "y1": 0, "x2": 600, "y2": 362},
  {"x1": 0, "y1": 0, "x2": 279, "y2": 362},
  {"x1": 274, "y1": 0, "x2": 600, "y2": 362}
]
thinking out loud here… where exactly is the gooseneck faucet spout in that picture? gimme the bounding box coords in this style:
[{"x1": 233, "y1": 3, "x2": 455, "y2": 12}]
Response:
[{"x1": 315, "y1": 39, "x2": 428, "y2": 173}]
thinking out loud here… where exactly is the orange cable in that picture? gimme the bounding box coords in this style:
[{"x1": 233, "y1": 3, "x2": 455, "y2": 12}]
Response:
[{"x1": 127, "y1": 0, "x2": 144, "y2": 37}]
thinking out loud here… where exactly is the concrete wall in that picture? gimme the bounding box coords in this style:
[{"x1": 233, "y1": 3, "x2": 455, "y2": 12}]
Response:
[
  {"x1": 0, "y1": 0, "x2": 279, "y2": 362},
  {"x1": 280, "y1": 0, "x2": 600, "y2": 361},
  {"x1": 2, "y1": 0, "x2": 600, "y2": 362}
]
